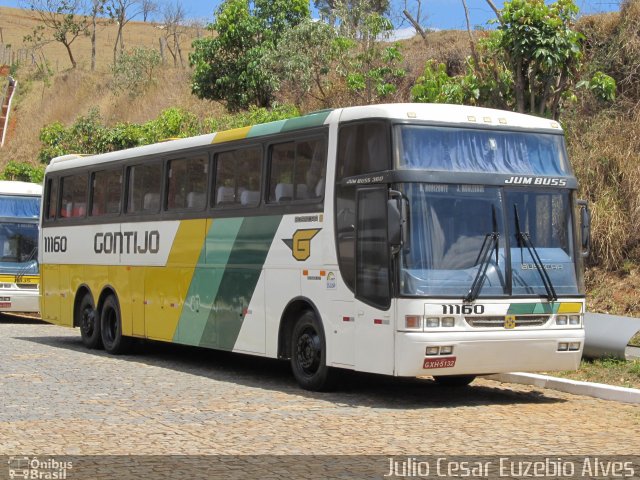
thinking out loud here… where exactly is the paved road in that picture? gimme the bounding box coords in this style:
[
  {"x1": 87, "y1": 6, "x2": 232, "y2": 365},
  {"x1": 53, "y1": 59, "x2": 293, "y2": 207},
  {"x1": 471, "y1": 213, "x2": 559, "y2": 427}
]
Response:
[{"x1": 1, "y1": 316, "x2": 639, "y2": 460}]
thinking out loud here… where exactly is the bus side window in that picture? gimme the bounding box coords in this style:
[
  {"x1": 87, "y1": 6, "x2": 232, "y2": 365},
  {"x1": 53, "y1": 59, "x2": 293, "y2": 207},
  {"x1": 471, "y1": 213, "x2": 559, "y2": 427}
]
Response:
[
  {"x1": 213, "y1": 147, "x2": 261, "y2": 207},
  {"x1": 126, "y1": 163, "x2": 162, "y2": 214},
  {"x1": 45, "y1": 178, "x2": 58, "y2": 220},
  {"x1": 91, "y1": 169, "x2": 122, "y2": 216},
  {"x1": 166, "y1": 155, "x2": 208, "y2": 211},
  {"x1": 268, "y1": 137, "x2": 326, "y2": 203},
  {"x1": 60, "y1": 173, "x2": 88, "y2": 219}
]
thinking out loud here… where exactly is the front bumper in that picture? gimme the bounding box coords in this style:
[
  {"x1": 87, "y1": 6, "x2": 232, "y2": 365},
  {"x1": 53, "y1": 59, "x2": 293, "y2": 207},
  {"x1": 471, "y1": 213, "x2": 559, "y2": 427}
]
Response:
[{"x1": 395, "y1": 329, "x2": 584, "y2": 377}]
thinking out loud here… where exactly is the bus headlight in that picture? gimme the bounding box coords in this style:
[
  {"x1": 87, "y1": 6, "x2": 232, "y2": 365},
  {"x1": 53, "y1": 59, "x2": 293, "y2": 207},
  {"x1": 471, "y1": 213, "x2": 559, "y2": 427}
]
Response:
[
  {"x1": 440, "y1": 346, "x2": 453, "y2": 355},
  {"x1": 556, "y1": 315, "x2": 568, "y2": 325},
  {"x1": 441, "y1": 317, "x2": 455, "y2": 328},
  {"x1": 426, "y1": 347, "x2": 439, "y2": 356},
  {"x1": 425, "y1": 317, "x2": 440, "y2": 328},
  {"x1": 569, "y1": 315, "x2": 581, "y2": 325}
]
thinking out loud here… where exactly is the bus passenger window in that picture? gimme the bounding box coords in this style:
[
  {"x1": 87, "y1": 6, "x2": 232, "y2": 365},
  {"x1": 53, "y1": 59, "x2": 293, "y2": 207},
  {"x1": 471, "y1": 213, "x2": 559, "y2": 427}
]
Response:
[
  {"x1": 213, "y1": 147, "x2": 262, "y2": 207},
  {"x1": 60, "y1": 174, "x2": 88, "y2": 218},
  {"x1": 166, "y1": 155, "x2": 208, "y2": 210},
  {"x1": 45, "y1": 178, "x2": 58, "y2": 220},
  {"x1": 91, "y1": 169, "x2": 122, "y2": 216},
  {"x1": 126, "y1": 163, "x2": 162, "y2": 214},
  {"x1": 268, "y1": 137, "x2": 326, "y2": 203}
]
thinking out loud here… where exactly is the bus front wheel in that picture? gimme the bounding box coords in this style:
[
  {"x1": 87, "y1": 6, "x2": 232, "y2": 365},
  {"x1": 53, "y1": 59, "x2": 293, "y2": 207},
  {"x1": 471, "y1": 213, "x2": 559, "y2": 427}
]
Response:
[
  {"x1": 100, "y1": 295, "x2": 131, "y2": 355},
  {"x1": 77, "y1": 293, "x2": 102, "y2": 350},
  {"x1": 433, "y1": 375, "x2": 476, "y2": 387},
  {"x1": 290, "y1": 310, "x2": 332, "y2": 391}
]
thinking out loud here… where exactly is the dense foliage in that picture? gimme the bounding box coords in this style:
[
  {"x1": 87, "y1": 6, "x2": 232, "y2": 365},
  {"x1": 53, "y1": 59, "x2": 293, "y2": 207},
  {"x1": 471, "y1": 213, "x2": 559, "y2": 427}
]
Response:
[
  {"x1": 190, "y1": 0, "x2": 309, "y2": 111},
  {"x1": 36, "y1": 105, "x2": 300, "y2": 164}
]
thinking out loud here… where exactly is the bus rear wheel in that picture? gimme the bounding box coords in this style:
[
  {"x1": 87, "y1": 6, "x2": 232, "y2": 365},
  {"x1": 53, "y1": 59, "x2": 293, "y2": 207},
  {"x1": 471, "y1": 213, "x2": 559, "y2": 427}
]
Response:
[
  {"x1": 100, "y1": 295, "x2": 131, "y2": 355},
  {"x1": 77, "y1": 292, "x2": 102, "y2": 350},
  {"x1": 290, "y1": 310, "x2": 332, "y2": 391},
  {"x1": 433, "y1": 375, "x2": 476, "y2": 387}
]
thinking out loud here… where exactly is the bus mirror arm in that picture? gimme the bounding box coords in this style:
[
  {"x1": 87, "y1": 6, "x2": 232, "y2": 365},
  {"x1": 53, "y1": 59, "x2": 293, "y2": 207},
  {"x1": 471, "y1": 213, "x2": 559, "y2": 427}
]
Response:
[
  {"x1": 388, "y1": 190, "x2": 409, "y2": 254},
  {"x1": 577, "y1": 199, "x2": 591, "y2": 258}
]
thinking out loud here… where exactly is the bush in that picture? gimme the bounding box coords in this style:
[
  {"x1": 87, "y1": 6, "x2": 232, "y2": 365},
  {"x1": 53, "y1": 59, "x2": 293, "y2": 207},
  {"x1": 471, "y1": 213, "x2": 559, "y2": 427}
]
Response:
[
  {"x1": 0, "y1": 161, "x2": 45, "y2": 183},
  {"x1": 37, "y1": 105, "x2": 300, "y2": 164},
  {"x1": 111, "y1": 47, "x2": 162, "y2": 97},
  {"x1": 204, "y1": 104, "x2": 300, "y2": 132}
]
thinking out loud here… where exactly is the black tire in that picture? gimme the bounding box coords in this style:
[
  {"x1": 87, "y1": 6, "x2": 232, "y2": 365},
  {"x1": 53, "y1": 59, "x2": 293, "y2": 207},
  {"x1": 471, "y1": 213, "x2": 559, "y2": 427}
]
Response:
[
  {"x1": 100, "y1": 295, "x2": 131, "y2": 355},
  {"x1": 433, "y1": 375, "x2": 476, "y2": 387},
  {"x1": 76, "y1": 292, "x2": 102, "y2": 350},
  {"x1": 290, "y1": 310, "x2": 332, "y2": 391}
]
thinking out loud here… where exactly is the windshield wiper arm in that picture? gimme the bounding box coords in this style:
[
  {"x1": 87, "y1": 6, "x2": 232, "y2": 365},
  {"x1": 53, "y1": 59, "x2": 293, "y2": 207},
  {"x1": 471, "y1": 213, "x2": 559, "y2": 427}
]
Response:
[
  {"x1": 464, "y1": 231, "x2": 500, "y2": 303},
  {"x1": 513, "y1": 205, "x2": 557, "y2": 301}
]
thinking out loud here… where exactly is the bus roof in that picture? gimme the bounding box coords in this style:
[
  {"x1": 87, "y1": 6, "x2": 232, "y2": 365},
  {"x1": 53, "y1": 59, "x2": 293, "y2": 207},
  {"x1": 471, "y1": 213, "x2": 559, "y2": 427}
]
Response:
[
  {"x1": 0, "y1": 180, "x2": 43, "y2": 196},
  {"x1": 45, "y1": 103, "x2": 562, "y2": 174}
]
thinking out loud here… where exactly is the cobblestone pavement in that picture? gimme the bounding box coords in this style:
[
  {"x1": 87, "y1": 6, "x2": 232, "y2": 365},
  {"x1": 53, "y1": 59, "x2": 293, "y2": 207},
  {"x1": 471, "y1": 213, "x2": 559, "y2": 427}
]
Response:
[{"x1": 1, "y1": 317, "x2": 639, "y2": 457}]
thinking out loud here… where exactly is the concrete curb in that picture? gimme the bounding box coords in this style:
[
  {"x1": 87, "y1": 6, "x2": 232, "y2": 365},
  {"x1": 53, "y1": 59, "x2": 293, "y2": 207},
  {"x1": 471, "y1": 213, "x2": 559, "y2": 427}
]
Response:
[{"x1": 486, "y1": 372, "x2": 640, "y2": 404}]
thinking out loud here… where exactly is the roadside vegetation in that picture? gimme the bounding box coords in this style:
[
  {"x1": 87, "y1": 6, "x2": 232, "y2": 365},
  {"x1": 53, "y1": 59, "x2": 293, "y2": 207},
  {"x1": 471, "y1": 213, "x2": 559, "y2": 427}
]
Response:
[{"x1": 558, "y1": 358, "x2": 640, "y2": 390}]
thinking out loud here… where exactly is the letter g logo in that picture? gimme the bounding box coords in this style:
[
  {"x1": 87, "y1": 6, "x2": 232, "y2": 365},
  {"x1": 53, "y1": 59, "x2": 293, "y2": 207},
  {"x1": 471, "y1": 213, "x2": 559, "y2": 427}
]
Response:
[{"x1": 283, "y1": 229, "x2": 321, "y2": 261}]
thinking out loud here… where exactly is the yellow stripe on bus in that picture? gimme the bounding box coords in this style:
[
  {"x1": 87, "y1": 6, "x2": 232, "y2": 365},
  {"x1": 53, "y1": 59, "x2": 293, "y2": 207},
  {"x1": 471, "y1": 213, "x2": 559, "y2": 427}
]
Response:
[
  {"x1": 211, "y1": 126, "x2": 251, "y2": 144},
  {"x1": 557, "y1": 302, "x2": 583, "y2": 314}
]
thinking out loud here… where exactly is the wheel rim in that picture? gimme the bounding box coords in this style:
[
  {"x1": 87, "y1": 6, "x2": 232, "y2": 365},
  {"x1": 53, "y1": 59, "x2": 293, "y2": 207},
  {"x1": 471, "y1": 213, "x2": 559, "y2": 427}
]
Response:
[
  {"x1": 103, "y1": 307, "x2": 117, "y2": 345},
  {"x1": 81, "y1": 306, "x2": 95, "y2": 336},
  {"x1": 296, "y1": 326, "x2": 321, "y2": 376}
]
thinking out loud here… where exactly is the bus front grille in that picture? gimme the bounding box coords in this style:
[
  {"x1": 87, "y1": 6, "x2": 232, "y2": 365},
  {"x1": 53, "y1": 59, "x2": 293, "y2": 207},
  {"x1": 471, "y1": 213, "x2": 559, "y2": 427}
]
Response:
[{"x1": 465, "y1": 315, "x2": 550, "y2": 328}]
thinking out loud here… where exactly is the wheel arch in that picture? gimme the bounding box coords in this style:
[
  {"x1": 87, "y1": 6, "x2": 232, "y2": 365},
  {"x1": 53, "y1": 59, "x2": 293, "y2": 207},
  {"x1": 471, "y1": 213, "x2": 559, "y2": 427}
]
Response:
[
  {"x1": 72, "y1": 284, "x2": 94, "y2": 328},
  {"x1": 96, "y1": 285, "x2": 120, "y2": 314},
  {"x1": 277, "y1": 296, "x2": 324, "y2": 360}
]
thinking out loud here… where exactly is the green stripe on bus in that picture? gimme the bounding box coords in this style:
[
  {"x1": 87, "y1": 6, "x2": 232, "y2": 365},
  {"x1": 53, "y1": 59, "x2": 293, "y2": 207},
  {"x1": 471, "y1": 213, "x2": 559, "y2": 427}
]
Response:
[
  {"x1": 507, "y1": 303, "x2": 558, "y2": 315},
  {"x1": 174, "y1": 218, "x2": 244, "y2": 345},
  {"x1": 280, "y1": 110, "x2": 332, "y2": 132},
  {"x1": 199, "y1": 215, "x2": 282, "y2": 350},
  {"x1": 247, "y1": 120, "x2": 288, "y2": 138}
]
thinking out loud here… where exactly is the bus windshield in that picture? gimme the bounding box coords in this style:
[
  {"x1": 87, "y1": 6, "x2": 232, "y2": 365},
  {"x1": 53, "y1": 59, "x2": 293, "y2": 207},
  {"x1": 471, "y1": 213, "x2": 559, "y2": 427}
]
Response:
[
  {"x1": 0, "y1": 222, "x2": 38, "y2": 270},
  {"x1": 400, "y1": 184, "x2": 582, "y2": 298},
  {"x1": 0, "y1": 195, "x2": 40, "y2": 273},
  {"x1": 396, "y1": 125, "x2": 570, "y2": 176}
]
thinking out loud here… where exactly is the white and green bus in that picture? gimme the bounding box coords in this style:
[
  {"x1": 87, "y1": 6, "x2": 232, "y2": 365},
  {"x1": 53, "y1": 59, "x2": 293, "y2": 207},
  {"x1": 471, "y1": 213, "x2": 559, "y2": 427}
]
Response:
[
  {"x1": 0, "y1": 180, "x2": 41, "y2": 313},
  {"x1": 39, "y1": 104, "x2": 590, "y2": 390}
]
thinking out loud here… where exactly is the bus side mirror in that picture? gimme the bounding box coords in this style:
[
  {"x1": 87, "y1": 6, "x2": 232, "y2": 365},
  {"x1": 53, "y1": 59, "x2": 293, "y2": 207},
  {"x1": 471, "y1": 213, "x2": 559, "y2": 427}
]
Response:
[
  {"x1": 387, "y1": 199, "x2": 401, "y2": 250},
  {"x1": 577, "y1": 199, "x2": 591, "y2": 258},
  {"x1": 388, "y1": 191, "x2": 409, "y2": 253}
]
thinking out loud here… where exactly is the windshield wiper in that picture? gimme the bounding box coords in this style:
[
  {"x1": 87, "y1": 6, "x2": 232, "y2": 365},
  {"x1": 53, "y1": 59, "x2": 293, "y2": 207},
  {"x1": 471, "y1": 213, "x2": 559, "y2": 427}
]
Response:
[
  {"x1": 513, "y1": 204, "x2": 557, "y2": 301},
  {"x1": 15, "y1": 247, "x2": 38, "y2": 284},
  {"x1": 464, "y1": 205, "x2": 500, "y2": 303}
]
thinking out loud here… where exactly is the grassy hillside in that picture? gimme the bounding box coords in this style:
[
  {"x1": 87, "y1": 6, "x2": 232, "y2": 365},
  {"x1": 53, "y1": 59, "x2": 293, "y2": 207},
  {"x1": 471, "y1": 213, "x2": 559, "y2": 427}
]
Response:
[{"x1": 0, "y1": 6, "x2": 205, "y2": 71}]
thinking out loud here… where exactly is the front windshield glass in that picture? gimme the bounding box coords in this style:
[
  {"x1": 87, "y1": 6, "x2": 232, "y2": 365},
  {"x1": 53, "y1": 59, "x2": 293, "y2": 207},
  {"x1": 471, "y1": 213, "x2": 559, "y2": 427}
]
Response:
[
  {"x1": 507, "y1": 189, "x2": 579, "y2": 296},
  {"x1": 400, "y1": 184, "x2": 581, "y2": 298},
  {"x1": 397, "y1": 126, "x2": 570, "y2": 176},
  {"x1": 401, "y1": 184, "x2": 507, "y2": 297},
  {"x1": 0, "y1": 222, "x2": 38, "y2": 274}
]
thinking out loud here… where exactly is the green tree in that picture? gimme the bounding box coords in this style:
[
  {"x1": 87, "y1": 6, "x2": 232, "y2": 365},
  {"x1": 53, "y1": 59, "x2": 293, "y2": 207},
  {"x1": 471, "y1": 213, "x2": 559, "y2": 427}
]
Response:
[
  {"x1": 25, "y1": 0, "x2": 90, "y2": 69},
  {"x1": 189, "y1": 0, "x2": 309, "y2": 111},
  {"x1": 493, "y1": 0, "x2": 583, "y2": 118},
  {"x1": 263, "y1": 19, "x2": 339, "y2": 106},
  {"x1": 335, "y1": 12, "x2": 405, "y2": 104}
]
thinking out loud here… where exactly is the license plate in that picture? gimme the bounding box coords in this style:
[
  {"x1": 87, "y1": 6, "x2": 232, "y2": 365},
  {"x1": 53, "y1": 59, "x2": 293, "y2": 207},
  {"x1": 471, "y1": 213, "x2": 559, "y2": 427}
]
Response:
[
  {"x1": 423, "y1": 356, "x2": 456, "y2": 369},
  {"x1": 0, "y1": 302, "x2": 11, "y2": 308}
]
